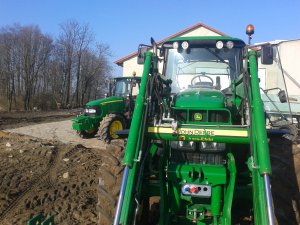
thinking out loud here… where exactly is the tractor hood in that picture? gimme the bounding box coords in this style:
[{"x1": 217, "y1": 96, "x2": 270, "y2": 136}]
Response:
[
  {"x1": 174, "y1": 88, "x2": 225, "y2": 108},
  {"x1": 86, "y1": 96, "x2": 124, "y2": 107}
]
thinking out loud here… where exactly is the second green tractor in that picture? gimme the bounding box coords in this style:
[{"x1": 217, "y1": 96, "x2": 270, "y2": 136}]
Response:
[{"x1": 72, "y1": 76, "x2": 141, "y2": 142}]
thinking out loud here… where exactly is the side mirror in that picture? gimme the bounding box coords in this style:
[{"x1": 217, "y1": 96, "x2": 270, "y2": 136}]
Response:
[
  {"x1": 137, "y1": 45, "x2": 148, "y2": 65},
  {"x1": 261, "y1": 45, "x2": 273, "y2": 65},
  {"x1": 278, "y1": 90, "x2": 287, "y2": 103}
]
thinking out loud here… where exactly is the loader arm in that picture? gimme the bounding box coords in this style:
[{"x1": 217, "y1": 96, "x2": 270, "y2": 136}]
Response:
[
  {"x1": 114, "y1": 51, "x2": 155, "y2": 225},
  {"x1": 247, "y1": 50, "x2": 274, "y2": 225}
]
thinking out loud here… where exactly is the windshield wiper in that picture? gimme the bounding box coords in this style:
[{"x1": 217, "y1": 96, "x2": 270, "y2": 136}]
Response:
[{"x1": 205, "y1": 48, "x2": 235, "y2": 71}]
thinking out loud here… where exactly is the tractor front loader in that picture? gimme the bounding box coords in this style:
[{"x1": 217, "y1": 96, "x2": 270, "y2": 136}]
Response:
[{"x1": 109, "y1": 27, "x2": 276, "y2": 225}]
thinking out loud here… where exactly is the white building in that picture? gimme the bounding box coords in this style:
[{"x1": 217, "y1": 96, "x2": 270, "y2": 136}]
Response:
[{"x1": 114, "y1": 23, "x2": 228, "y2": 77}]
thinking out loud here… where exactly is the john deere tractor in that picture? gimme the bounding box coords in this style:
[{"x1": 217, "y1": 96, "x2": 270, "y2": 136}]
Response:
[
  {"x1": 98, "y1": 25, "x2": 282, "y2": 225},
  {"x1": 72, "y1": 76, "x2": 140, "y2": 141}
]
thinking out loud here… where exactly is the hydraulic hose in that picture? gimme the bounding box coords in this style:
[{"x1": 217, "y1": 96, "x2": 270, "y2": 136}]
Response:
[
  {"x1": 113, "y1": 166, "x2": 129, "y2": 225},
  {"x1": 263, "y1": 174, "x2": 275, "y2": 225}
]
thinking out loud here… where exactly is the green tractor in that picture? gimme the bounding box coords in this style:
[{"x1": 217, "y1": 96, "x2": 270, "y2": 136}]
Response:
[
  {"x1": 100, "y1": 26, "x2": 282, "y2": 225},
  {"x1": 72, "y1": 76, "x2": 141, "y2": 141}
]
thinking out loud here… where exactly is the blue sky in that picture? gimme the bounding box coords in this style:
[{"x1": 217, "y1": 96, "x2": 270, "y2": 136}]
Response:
[{"x1": 0, "y1": 0, "x2": 299, "y2": 76}]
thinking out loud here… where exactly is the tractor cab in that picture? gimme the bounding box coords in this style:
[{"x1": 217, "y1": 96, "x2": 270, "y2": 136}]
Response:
[
  {"x1": 110, "y1": 76, "x2": 141, "y2": 118},
  {"x1": 111, "y1": 77, "x2": 140, "y2": 98},
  {"x1": 163, "y1": 37, "x2": 244, "y2": 95}
]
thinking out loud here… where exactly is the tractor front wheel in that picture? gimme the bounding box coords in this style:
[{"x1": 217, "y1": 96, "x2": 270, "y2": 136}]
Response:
[
  {"x1": 77, "y1": 128, "x2": 98, "y2": 139},
  {"x1": 97, "y1": 140, "x2": 125, "y2": 225},
  {"x1": 99, "y1": 114, "x2": 126, "y2": 142}
]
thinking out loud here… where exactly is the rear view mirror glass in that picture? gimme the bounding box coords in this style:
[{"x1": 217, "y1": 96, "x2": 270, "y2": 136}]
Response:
[
  {"x1": 278, "y1": 90, "x2": 287, "y2": 103},
  {"x1": 137, "y1": 46, "x2": 148, "y2": 65},
  {"x1": 261, "y1": 45, "x2": 273, "y2": 65}
]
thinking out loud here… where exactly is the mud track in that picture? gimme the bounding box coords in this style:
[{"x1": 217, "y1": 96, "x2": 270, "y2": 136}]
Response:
[{"x1": 0, "y1": 130, "x2": 124, "y2": 225}]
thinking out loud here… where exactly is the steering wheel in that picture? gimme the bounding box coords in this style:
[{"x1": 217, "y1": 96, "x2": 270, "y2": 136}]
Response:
[{"x1": 191, "y1": 75, "x2": 214, "y2": 87}]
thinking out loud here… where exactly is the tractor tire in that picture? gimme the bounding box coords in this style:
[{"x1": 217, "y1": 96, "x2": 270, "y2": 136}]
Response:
[
  {"x1": 281, "y1": 124, "x2": 298, "y2": 142},
  {"x1": 77, "y1": 128, "x2": 98, "y2": 139},
  {"x1": 269, "y1": 136, "x2": 300, "y2": 225},
  {"x1": 99, "y1": 114, "x2": 126, "y2": 143},
  {"x1": 97, "y1": 140, "x2": 125, "y2": 225},
  {"x1": 272, "y1": 120, "x2": 298, "y2": 142}
]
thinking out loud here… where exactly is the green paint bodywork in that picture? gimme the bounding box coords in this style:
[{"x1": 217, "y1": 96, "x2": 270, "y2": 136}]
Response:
[
  {"x1": 72, "y1": 76, "x2": 140, "y2": 134},
  {"x1": 175, "y1": 88, "x2": 225, "y2": 108},
  {"x1": 27, "y1": 214, "x2": 54, "y2": 225},
  {"x1": 72, "y1": 96, "x2": 125, "y2": 131},
  {"x1": 117, "y1": 36, "x2": 273, "y2": 225}
]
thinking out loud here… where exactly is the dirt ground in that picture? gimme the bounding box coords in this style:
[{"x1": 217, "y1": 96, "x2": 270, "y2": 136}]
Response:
[
  {"x1": 0, "y1": 111, "x2": 299, "y2": 225},
  {"x1": 0, "y1": 111, "x2": 125, "y2": 225}
]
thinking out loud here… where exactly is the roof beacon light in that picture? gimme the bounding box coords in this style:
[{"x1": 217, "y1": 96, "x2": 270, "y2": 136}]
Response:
[
  {"x1": 226, "y1": 41, "x2": 234, "y2": 49},
  {"x1": 181, "y1": 41, "x2": 189, "y2": 50},
  {"x1": 246, "y1": 24, "x2": 255, "y2": 36},
  {"x1": 173, "y1": 41, "x2": 179, "y2": 49},
  {"x1": 216, "y1": 41, "x2": 223, "y2": 49},
  {"x1": 246, "y1": 24, "x2": 255, "y2": 45}
]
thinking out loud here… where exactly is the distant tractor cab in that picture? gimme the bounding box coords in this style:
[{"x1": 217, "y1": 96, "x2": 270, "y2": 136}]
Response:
[{"x1": 72, "y1": 76, "x2": 141, "y2": 142}]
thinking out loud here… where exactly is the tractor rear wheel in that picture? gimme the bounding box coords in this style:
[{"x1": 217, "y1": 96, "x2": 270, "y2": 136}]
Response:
[
  {"x1": 281, "y1": 124, "x2": 298, "y2": 142},
  {"x1": 97, "y1": 140, "x2": 125, "y2": 225},
  {"x1": 269, "y1": 137, "x2": 300, "y2": 225},
  {"x1": 99, "y1": 114, "x2": 126, "y2": 142}
]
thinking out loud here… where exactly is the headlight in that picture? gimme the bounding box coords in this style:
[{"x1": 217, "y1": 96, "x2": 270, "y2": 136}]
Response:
[
  {"x1": 181, "y1": 41, "x2": 189, "y2": 50},
  {"x1": 85, "y1": 108, "x2": 96, "y2": 114},
  {"x1": 216, "y1": 41, "x2": 224, "y2": 49},
  {"x1": 201, "y1": 142, "x2": 225, "y2": 151},
  {"x1": 173, "y1": 41, "x2": 179, "y2": 49},
  {"x1": 226, "y1": 41, "x2": 234, "y2": 49}
]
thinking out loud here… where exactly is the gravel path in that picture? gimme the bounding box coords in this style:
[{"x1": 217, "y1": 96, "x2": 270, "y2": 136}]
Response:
[{"x1": 6, "y1": 120, "x2": 105, "y2": 149}]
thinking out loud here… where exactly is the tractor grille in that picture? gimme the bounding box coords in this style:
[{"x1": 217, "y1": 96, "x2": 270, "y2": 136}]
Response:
[
  {"x1": 171, "y1": 150, "x2": 224, "y2": 165},
  {"x1": 174, "y1": 109, "x2": 230, "y2": 123},
  {"x1": 208, "y1": 110, "x2": 229, "y2": 123}
]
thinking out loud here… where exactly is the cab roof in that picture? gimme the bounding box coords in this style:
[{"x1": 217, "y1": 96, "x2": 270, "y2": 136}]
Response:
[{"x1": 164, "y1": 36, "x2": 246, "y2": 48}]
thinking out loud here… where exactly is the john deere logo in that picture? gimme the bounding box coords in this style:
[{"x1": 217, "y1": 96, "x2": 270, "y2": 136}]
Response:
[{"x1": 194, "y1": 113, "x2": 202, "y2": 121}]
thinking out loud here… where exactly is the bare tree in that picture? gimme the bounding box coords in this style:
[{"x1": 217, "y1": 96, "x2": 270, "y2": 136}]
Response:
[
  {"x1": 18, "y1": 26, "x2": 52, "y2": 110},
  {"x1": 57, "y1": 20, "x2": 111, "y2": 108},
  {"x1": 0, "y1": 21, "x2": 112, "y2": 111}
]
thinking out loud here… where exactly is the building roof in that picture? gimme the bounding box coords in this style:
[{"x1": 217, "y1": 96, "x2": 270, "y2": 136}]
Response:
[{"x1": 114, "y1": 22, "x2": 228, "y2": 66}]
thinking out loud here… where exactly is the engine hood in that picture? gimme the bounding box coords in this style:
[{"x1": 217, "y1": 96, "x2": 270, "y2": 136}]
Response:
[
  {"x1": 86, "y1": 96, "x2": 124, "y2": 107},
  {"x1": 174, "y1": 88, "x2": 225, "y2": 108}
]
